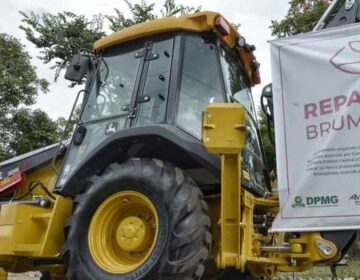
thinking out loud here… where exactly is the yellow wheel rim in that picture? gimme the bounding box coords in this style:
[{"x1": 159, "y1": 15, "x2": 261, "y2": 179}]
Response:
[{"x1": 88, "y1": 191, "x2": 159, "y2": 274}]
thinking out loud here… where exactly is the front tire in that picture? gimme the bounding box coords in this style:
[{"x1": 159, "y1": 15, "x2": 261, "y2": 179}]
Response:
[{"x1": 63, "y1": 158, "x2": 211, "y2": 280}]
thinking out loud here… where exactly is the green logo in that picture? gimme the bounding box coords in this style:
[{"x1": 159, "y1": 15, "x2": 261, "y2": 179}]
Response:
[
  {"x1": 292, "y1": 196, "x2": 305, "y2": 208},
  {"x1": 292, "y1": 195, "x2": 339, "y2": 208}
]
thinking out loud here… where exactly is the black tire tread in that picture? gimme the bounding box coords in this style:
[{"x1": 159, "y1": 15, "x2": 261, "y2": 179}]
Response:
[{"x1": 63, "y1": 158, "x2": 211, "y2": 280}]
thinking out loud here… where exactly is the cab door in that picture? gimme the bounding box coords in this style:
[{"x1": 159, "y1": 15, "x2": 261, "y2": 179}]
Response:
[{"x1": 128, "y1": 37, "x2": 174, "y2": 127}]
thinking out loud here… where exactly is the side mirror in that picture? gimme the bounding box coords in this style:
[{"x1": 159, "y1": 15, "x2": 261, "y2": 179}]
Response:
[
  {"x1": 65, "y1": 54, "x2": 91, "y2": 82},
  {"x1": 261, "y1": 83, "x2": 274, "y2": 121}
]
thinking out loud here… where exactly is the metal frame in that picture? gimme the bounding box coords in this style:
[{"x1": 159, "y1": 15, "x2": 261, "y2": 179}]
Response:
[
  {"x1": 314, "y1": 0, "x2": 360, "y2": 30},
  {"x1": 202, "y1": 104, "x2": 341, "y2": 278},
  {"x1": 313, "y1": 0, "x2": 342, "y2": 30}
]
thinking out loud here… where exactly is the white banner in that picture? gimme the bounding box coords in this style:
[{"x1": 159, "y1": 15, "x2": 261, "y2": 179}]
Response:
[{"x1": 271, "y1": 24, "x2": 360, "y2": 232}]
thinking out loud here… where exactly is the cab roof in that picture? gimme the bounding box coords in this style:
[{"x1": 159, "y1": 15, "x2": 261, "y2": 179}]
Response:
[
  {"x1": 94, "y1": 11, "x2": 238, "y2": 51},
  {"x1": 93, "y1": 11, "x2": 260, "y2": 86}
]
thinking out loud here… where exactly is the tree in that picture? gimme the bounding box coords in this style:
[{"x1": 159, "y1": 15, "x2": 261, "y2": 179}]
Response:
[
  {"x1": 106, "y1": 0, "x2": 201, "y2": 31},
  {"x1": 270, "y1": 0, "x2": 330, "y2": 37},
  {"x1": 20, "y1": 0, "x2": 201, "y2": 79},
  {"x1": 0, "y1": 33, "x2": 51, "y2": 161},
  {"x1": 160, "y1": 0, "x2": 201, "y2": 17},
  {"x1": 261, "y1": 0, "x2": 331, "y2": 174},
  {"x1": 4, "y1": 109, "x2": 62, "y2": 159},
  {"x1": 19, "y1": 11, "x2": 105, "y2": 81},
  {"x1": 106, "y1": 0, "x2": 156, "y2": 31},
  {"x1": 0, "y1": 33, "x2": 48, "y2": 115},
  {"x1": 0, "y1": 108, "x2": 62, "y2": 162},
  {"x1": 55, "y1": 106, "x2": 82, "y2": 140}
]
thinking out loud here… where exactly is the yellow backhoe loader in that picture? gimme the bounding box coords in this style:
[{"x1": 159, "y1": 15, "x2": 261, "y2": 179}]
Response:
[{"x1": 0, "y1": 2, "x2": 357, "y2": 279}]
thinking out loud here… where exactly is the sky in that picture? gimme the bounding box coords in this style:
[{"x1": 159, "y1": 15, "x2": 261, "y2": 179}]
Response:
[{"x1": 0, "y1": 0, "x2": 290, "y2": 120}]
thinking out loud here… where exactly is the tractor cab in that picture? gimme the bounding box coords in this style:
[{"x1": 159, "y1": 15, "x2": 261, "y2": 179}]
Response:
[{"x1": 56, "y1": 12, "x2": 267, "y2": 197}]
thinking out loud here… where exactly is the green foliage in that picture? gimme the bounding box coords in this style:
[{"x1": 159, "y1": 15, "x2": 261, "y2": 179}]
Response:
[
  {"x1": 1, "y1": 107, "x2": 81, "y2": 161},
  {"x1": 106, "y1": 0, "x2": 155, "y2": 32},
  {"x1": 20, "y1": 0, "x2": 201, "y2": 78},
  {"x1": 106, "y1": 8, "x2": 137, "y2": 32},
  {"x1": 55, "y1": 106, "x2": 82, "y2": 140},
  {"x1": 0, "y1": 33, "x2": 51, "y2": 161},
  {"x1": 0, "y1": 33, "x2": 48, "y2": 114},
  {"x1": 19, "y1": 11, "x2": 105, "y2": 81},
  {"x1": 0, "y1": 116, "x2": 12, "y2": 162},
  {"x1": 270, "y1": 0, "x2": 328, "y2": 37},
  {"x1": 124, "y1": 0, "x2": 156, "y2": 24},
  {"x1": 1, "y1": 109, "x2": 62, "y2": 161},
  {"x1": 161, "y1": 0, "x2": 201, "y2": 17},
  {"x1": 262, "y1": 0, "x2": 330, "y2": 173},
  {"x1": 105, "y1": 0, "x2": 202, "y2": 32},
  {"x1": 10, "y1": 109, "x2": 61, "y2": 156}
]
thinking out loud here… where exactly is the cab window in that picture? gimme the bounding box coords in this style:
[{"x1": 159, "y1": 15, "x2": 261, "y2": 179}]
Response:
[
  {"x1": 176, "y1": 35, "x2": 225, "y2": 138},
  {"x1": 82, "y1": 44, "x2": 142, "y2": 122},
  {"x1": 220, "y1": 47, "x2": 255, "y2": 115}
]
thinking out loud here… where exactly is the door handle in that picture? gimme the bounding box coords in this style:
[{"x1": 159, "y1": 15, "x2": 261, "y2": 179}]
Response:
[
  {"x1": 135, "y1": 95, "x2": 151, "y2": 103},
  {"x1": 122, "y1": 96, "x2": 151, "y2": 112}
]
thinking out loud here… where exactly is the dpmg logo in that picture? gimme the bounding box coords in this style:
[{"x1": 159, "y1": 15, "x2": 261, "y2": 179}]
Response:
[
  {"x1": 349, "y1": 194, "x2": 360, "y2": 206},
  {"x1": 292, "y1": 195, "x2": 339, "y2": 208}
]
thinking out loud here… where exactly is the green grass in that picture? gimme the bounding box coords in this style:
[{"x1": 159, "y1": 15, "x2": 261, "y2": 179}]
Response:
[{"x1": 280, "y1": 260, "x2": 360, "y2": 278}]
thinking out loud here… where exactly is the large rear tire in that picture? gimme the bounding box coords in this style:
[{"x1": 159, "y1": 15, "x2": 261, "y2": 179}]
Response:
[{"x1": 63, "y1": 158, "x2": 211, "y2": 280}]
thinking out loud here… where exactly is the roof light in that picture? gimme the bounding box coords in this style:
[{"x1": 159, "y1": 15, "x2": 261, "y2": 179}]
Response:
[{"x1": 215, "y1": 17, "x2": 231, "y2": 36}]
